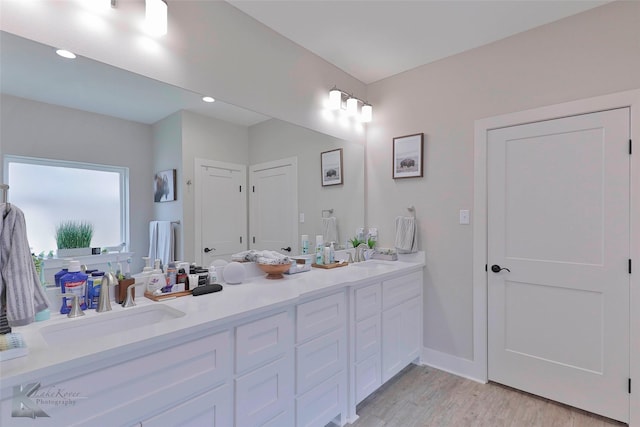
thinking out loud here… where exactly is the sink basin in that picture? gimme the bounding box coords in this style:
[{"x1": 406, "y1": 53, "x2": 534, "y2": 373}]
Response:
[
  {"x1": 350, "y1": 260, "x2": 397, "y2": 268},
  {"x1": 40, "y1": 305, "x2": 185, "y2": 345}
]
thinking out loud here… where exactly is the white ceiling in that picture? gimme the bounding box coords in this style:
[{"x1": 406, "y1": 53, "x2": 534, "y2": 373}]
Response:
[
  {"x1": 0, "y1": 1, "x2": 611, "y2": 125},
  {"x1": 228, "y1": 0, "x2": 611, "y2": 84}
]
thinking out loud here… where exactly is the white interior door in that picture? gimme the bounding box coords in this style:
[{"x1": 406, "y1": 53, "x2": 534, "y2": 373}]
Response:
[
  {"x1": 487, "y1": 108, "x2": 630, "y2": 422},
  {"x1": 249, "y1": 157, "x2": 298, "y2": 254},
  {"x1": 195, "y1": 159, "x2": 246, "y2": 266}
]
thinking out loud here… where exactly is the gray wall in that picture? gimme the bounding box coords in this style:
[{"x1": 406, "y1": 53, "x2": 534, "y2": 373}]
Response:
[
  {"x1": 366, "y1": 1, "x2": 640, "y2": 360},
  {"x1": 248, "y1": 118, "x2": 365, "y2": 247},
  {"x1": 0, "y1": 94, "x2": 154, "y2": 272}
]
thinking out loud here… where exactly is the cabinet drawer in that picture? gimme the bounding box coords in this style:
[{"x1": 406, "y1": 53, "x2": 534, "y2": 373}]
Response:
[
  {"x1": 355, "y1": 315, "x2": 380, "y2": 363},
  {"x1": 354, "y1": 283, "x2": 381, "y2": 321},
  {"x1": 296, "y1": 372, "x2": 346, "y2": 427},
  {"x1": 355, "y1": 353, "x2": 381, "y2": 404},
  {"x1": 296, "y1": 291, "x2": 345, "y2": 343},
  {"x1": 235, "y1": 357, "x2": 294, "y2": 427},
  {"x1": 296, "y1": 327, "x2": 346, "y2": 393},
  {"x1": 382, "y1": 271, "x2": 421, "y2": 310},
  {"x1": 236, "y1": 311, "x2": 292, "y2": 373}
]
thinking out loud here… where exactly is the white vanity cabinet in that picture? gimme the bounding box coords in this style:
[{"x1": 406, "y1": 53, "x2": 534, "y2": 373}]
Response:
[
  {"x1": 234, "y1": 309, "x2": 295, "y2": 427},
  {"x1": 350, "y1": 270, "x2": 423, "y2": 409},
  {"x1": 295, "y1": 291, "x2": 348, "y2": 427},
  {"x1": 381, "y1": 271, "x2": 423, "y2": 382}
]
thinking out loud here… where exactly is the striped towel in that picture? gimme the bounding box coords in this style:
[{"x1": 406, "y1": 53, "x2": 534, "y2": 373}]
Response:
[{"x1": 395, "y1": 216, "x2": 418, "y2": 254}]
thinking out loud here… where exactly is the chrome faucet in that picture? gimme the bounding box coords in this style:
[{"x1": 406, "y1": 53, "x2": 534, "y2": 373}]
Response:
[
  {"x1": 122, "y1": 283, "x2": 136, "y2": 308},
  {"x1": 97, "y1": 272, "x2": 115, "y2": 312},
  {"x1": 355, "y1": 243, "x2": 369, "y2": 262}
]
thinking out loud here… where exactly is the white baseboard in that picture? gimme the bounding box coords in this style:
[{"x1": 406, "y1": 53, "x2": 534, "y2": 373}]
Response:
[{"x1": 421, "y1": 347, "x2": 486, "y2": 384}]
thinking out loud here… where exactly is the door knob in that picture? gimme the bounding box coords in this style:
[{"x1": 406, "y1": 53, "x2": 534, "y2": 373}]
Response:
[
  {"x1": 281, "y1": 247, "x2": 292, "y2": 252},
  {"x1": 204, "y1": 247, "x2": 216, "y2": 253},
  {"x1": 491, "y1": 264, "x2": 511, "y2": 273}
]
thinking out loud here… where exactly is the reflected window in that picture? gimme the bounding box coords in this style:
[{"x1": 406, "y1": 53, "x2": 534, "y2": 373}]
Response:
[{"x1": 4, "y1": 155, "x2": 129, "y2": 255}]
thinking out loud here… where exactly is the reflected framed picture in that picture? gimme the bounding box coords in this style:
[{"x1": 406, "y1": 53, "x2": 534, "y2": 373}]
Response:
[
  {"x1": 321, "y1": 148, "x2": 343, "y2": 186},
  {"x1": 393, "y1": 133, "x2": 424, "y2": 179},
  {"x1": 154, "y1": 169, "x2": 176, "y2": 202}
]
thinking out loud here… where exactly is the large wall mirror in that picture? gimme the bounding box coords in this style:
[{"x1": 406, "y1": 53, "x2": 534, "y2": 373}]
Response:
[{"x1": 0, "y1": 31, "x2": 364, "y2": 268}]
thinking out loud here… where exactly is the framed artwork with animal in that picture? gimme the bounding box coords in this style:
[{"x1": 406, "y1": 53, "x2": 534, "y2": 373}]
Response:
[
  {"x1": 393, "y1": 133, "x2": 424, "y2": 179},
  {"x1": 154, "y1": 169, "x2": 176, "y2": 202},
  {"x1": 321, "y1": 148, "x2": 343, "y2": 186}
]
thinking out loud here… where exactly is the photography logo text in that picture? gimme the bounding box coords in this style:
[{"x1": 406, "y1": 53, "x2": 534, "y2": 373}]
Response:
[{"x1": 12, "y1": 383, "x2": 85, "y2": 418}]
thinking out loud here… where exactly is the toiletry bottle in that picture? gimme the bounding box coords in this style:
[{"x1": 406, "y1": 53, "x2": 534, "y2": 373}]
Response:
[
  {"x1": 87, "y1": 271, "x2": 104, "y2": 309},
  {"x1": 208, "y1": 264, "x2": 218, "y2": 285},
  {"x1": 60, "y1": 260, "x2": 88, "y2": 314},
  {"x1": 165, "y1": 262, "x2": 177, "y2": 293},
  {"x1": 315, "y1": 235, "x2": 324, "y2": 265},
  {"x1": 323, "y1": 246, "x2": 331, "y2": 265},
  {"x1": 329, "y1": 242, "x2": 335, "y2": 264},
  {"x1": 301, "y1": 235, "x2": 309, "y2": 254},
  {"x1": 54, "y1": 258, "x2": 72, "y2": 288}
]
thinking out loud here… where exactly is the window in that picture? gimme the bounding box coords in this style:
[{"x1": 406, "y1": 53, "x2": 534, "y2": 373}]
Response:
[{"x1": 4, "y1": 155, "x2": 129, "y2": 255}]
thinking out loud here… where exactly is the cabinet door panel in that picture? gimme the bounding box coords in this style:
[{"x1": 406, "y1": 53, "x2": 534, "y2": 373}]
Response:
[
  {"x1": 296, "y1": 372, "x2": 346, "y2": 427},
  {"x1": 236, "y1": 311, "x2": 291, "y2": 374},
  {"x1": 355, "y1": 354, "x2": 381, "y2": 404},
  {"x1": 355, "y1": 283, "x2": 381, "y2": 321},
  {"x1": 297, "y1": 291, "x2": 346, "y2": 343},
  {"x1": 235, "y1": 357, "x2": 293, "y2": 427},
  {"x1": 382, "y1": 303, "x2": 404, "y2": 382},
  {"x1": 404, "y1": 297, "x2": 422, "y2": 362},
  {"x1": 141, "y1": 383, "x2": 232, "y2": 427},
  {"x1": 296, "y1": 328, "x2": 346, "y2": 393}
]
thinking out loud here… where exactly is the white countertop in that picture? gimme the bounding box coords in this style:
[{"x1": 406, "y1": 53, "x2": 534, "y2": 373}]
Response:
[{"x1": 1, "y1": 253, "x2": 424, "y2": 387}]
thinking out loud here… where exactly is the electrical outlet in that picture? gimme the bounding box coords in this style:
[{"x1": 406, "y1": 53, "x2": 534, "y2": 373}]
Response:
[
  {"x1": 299, "y1": 213, "x2": 305, "y2": 223},
  {"x1": 459, "y1": 209, "x2": 470, "y2": 225}
]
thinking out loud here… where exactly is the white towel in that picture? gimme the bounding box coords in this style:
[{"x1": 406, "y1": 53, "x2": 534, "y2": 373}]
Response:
[
  {"x1": 395, "y1": 216, "x2": 418, "y2": 254},
  {"x1": 0, "y1": 204, "x2": 49, "y2": 326},
  {"x1": 149, "y1": 221, "x2": 174, "y2": 267},
  {"x1": 322, "y1": 217, "x2": 338, "y2": 244}
]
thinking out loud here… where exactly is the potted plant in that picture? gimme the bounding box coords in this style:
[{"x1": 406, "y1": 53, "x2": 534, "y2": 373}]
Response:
[{"x1": 56, "y1": 221, "x2": 94, "y2": 257}]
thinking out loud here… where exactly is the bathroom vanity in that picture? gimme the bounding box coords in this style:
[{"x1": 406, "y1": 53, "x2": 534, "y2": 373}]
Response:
[{"x1": 0, "y1": 254, "x2": 424, "y2": 427}]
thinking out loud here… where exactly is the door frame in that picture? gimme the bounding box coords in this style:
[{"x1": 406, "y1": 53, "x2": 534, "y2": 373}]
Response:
[
  {"x1": 472, "y1": 89, "x2": 640, "y2": 425},
  {"x1": 194, "y1": 157, "x2": 247, "y2": 266}
]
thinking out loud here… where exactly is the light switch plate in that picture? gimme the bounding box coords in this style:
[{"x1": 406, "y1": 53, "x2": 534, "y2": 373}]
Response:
[
  {"x1": 299, "y1": 213, "x2": 305, "y2": 223},
  {"x1": 459, "y1": 209, "x2": 470, "y2": 225}
]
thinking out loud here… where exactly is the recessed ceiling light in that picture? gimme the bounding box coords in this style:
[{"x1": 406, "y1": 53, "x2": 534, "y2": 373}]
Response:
[
  {"x1": 56, "y1": 49, "x2": 76, "y2": 59},
  {"x1": 202, "y1": 96, "x2": 215, "y2": 103}
]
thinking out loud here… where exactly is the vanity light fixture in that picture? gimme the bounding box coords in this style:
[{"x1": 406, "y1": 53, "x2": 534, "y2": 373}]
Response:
[
  {"x1": 202, "y1": 96, "x2": 215, "y2": 103},
  {"x1": 145, "y1": 0, "x2": 168, "y2": 36},
  {"x1": 56, "y1": 49, "x2": 77, "y2": 59},
  {"x1": 327, "y1": 86, "x2": 373, "y2": 123}
]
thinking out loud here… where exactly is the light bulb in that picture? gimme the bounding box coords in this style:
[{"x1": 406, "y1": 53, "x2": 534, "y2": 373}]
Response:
[
  {"x1": 361, "y1": 104, "x2": 373, "y2": 123},
  {"x1": 329, "y1": 88, "x2": 342, "y2": 110},
  {"x1": 346, "y1": 96, "x2": 358, "y2": 116},
  {"x1": 145, "y1": 0, "x2": 168, "y2": 36},
  {"x1": 202, "y1": 96, "x2": 215, "y2": 103},
  {"x1": 56, "y1": 49, "x2": 77, "y2": 59}
]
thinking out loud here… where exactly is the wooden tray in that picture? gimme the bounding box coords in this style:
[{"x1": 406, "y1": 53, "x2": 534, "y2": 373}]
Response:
[
  {"x1": 312, "y1": 262, "x2": 348, "y2": 269},
  {"x1": 144, "y1": 290, "x2": 192, "y2": 301}
]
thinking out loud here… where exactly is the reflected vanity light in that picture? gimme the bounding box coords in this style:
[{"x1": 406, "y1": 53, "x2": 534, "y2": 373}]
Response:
[
  {"x1": 327, "y1": 86, "x2": 373, "y2": 123},
  {"x1": 56, "y1": 49, "x2": 77, "y2": 59},
  {"x1": 202, "y1": 96, "x2": 215, "y2": 103},
  {"x1": 145, "y1": 0, "x2": 168, "y2": 36}
]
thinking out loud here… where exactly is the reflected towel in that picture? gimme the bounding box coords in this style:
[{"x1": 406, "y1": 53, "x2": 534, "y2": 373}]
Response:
[
  {"x1": 395, "y1": 216, "x2": 418, "y2": 254},
  {"x1": 149, "y1": 221, "x2": 174, "y2": 267},
  {"x1": 0, "y1": 204, "x2": 49, "y2": 326},
  {"x1": 322, "y1": 217, "x2": 338, "y2": 244}
]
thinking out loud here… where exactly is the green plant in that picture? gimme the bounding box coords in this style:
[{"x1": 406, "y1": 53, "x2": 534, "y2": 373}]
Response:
[
  {"x1": 55, "y1": 221, "x2": 93, "y2": 249},
  {"x1": 349, "y1": 237, "x2": 363, "y2": 248},
  {"x1": 367, "y1": 238, "x2": 376, "y2": 249}
]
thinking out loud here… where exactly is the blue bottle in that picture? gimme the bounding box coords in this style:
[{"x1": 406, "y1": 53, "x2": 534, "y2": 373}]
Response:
[
  {"x1": 60, "y1": 260, "x2": 88, "y2": 314},
  {"x1": 86, "y1": 271, "x2": 104, "y2": 309},
  {"x1": 54, "y1": 258, "x2": 72, "y2": 288}
]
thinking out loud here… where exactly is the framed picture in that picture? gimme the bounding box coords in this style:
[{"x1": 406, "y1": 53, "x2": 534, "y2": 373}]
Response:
[
  {"x1": 154, "y1": 169, "x2": 176, "y2": 202},
  {"x1": 321, "y1": 148, "x2": 343, "y2": 186},
  {"x1": 393, "y1": 133, "x2": 424, "y2": 179}
]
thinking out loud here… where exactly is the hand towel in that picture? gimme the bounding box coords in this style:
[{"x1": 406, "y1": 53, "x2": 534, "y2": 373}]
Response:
[
  {"x1": 395, "y1": 216, "x2": 418, "y2": 254},
  {"x1": 148, "y1": 221, "x2": 174, "y2": 267},
  {"x1": 322, "y1": 217, "x2": 338, "y2": 244},
  {"x1": 0, "y1": 204, "x2": 49, "y2": 326}
]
